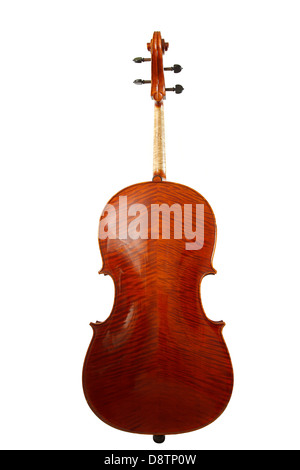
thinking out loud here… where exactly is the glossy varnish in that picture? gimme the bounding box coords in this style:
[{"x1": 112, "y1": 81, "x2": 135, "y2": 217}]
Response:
[{"x1": 82, "y1": 180, "x2": 233, "y2": 435}]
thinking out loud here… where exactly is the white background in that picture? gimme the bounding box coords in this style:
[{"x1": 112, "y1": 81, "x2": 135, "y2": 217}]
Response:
[{"x1": 0, "y1": 0, "x2": 300, "y2": 451}]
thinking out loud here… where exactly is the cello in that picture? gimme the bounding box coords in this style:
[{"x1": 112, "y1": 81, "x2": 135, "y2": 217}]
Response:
[{"x1": 82, "y1": 32, "x2": 233, "y2": 443}]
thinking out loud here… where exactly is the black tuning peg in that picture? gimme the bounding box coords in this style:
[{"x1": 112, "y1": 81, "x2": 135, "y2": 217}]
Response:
[
  {"x1": 164, "y1": 64, "x2": 183, "y2": 73},
  {"x1": 133, "y1": 57, "x2": 151, "y2": 63},
  {"x1": 165, "y1": 84, "x2": 184, "y2": 94},
  {"x1": 133, "y1": 79, "x2": 151, "y2": 85}
]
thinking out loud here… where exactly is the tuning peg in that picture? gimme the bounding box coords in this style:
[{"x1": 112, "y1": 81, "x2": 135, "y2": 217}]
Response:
[
  {"x1": 133, "y1": 79, "x2": 151, "y2": 85},
  {"x1": 165, "y1": 84, "x2": 184, "y2": 94},
  {"x1": 164, "y1": 64, "x2": 183, "y2": 73},
  {"x1": 133, "y1": 57, "x2": 151, "y2": 63}
]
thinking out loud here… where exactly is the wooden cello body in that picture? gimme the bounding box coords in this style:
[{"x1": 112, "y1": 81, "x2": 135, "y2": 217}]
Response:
[{"x1": 83, "y1": 32, "x2": 233, "y2": 441}]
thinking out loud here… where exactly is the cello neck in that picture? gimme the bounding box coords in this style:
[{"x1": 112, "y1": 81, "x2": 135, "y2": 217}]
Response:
[{"x1": 153, "y1": 101, "x2": 166, "y2": 180}]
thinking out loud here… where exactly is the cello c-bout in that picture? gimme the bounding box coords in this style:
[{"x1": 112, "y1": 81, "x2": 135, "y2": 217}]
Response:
[{"x1": 82, "y1": 32, "x2": 234, "y2": 442}]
